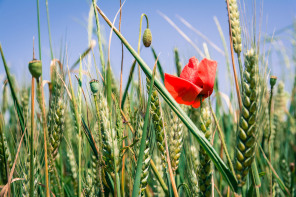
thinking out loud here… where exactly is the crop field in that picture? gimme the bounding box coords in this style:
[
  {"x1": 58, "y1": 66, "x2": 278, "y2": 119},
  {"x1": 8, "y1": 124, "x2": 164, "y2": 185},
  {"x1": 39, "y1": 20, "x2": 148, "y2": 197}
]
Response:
[{"x1": 0, "y1": 0, "x2": 295, "y2": 196}]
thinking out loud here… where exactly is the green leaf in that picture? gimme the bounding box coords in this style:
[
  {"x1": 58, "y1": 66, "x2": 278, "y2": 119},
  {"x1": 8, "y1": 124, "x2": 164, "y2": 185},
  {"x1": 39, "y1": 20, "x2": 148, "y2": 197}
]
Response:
[
  {"x1": 132, "y1": 63, "x2": 157, "y2": 197},
  {"x1": 151, "y1": 47, "x2": 164, "y2": 83},
  {"x1": 0, "y1": 44, "x2": 25, "y2": 135}
]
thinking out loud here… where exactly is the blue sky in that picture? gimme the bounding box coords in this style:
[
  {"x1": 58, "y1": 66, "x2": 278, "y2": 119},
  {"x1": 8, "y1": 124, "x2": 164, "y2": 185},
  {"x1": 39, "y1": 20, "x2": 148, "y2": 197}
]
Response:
[{"x1": 0, "y1": 0, "x2": 295, "y2": 96}]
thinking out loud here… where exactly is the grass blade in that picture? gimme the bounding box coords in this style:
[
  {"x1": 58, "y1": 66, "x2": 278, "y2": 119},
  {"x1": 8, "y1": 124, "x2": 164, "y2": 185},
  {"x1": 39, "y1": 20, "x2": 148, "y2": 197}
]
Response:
[
  {"x1": 0, "y1": 44, "x2": 25, "y2": 134},
  {"x1": 132, "y1": 61, "x2": 157, "y2": 197},
  {"x1": 151, "y1": 47, "x2": 164, "y2": 83},
  {"x1": 121, "y1": 60, "x2": 136, "y2": 109}
]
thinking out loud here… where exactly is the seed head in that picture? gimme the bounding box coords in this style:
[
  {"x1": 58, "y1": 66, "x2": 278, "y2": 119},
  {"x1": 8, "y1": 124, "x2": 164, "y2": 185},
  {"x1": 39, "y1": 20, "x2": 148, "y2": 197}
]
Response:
[
  {"x1": 28, "y1": 59, "x2": 42, "y2": 79},
  {"x1": 270, "y1": 76, "x2": 277, "y2": 88},
  {"x1": 89, "y1": 79, "x2": 100, "y2": 94},
  {"x1": 143, "y1": 28, "x2": 152, "y2": 47}
]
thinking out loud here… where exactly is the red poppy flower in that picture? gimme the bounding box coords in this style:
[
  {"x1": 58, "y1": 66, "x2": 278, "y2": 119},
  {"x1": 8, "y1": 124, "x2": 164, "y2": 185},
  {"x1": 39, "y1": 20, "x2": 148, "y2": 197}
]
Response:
[{"x1": 164, "y1": 57, "x2": 217, "y2": 108}]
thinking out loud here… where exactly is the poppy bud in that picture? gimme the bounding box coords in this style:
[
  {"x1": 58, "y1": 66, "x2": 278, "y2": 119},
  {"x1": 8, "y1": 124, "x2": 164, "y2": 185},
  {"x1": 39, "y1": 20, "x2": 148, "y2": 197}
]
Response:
[
  {"x1": 28, "y1": 59, "x2": 42, "y2": 79},
  {"x1": 142, "y1": 28, "x2": 152, "y2": 47},
  {"x1": 89, "y1": 79, "x2": 100, "y2": 94},
  {"x1": 270, "y1": 76, "x2": 277, "y2": 88}
]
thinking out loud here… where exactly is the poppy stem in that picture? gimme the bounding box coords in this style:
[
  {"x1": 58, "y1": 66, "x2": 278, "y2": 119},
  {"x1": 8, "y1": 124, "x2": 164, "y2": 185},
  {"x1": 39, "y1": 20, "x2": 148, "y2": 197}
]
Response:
[{"x1": 137, "y1": 13, "x2": 150, "y2": 109}]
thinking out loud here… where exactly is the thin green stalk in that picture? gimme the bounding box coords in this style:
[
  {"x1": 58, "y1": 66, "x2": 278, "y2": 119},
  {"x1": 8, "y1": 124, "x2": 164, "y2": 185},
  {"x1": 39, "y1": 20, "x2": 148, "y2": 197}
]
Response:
[
  {"x1": 36, "y1": 0, "x2": 41, "y2": 60},
  {"x1": 38, "y1": 79, "x2": 50, "y2": 197},
  {"x1": 268, "y1": 79, "x2": 275, "y2": 196},
  {"x1": 0, "y1": 44, "x2": 25, "y2": 134},
  {"x1": 29, "y1": 77, "x2": 35, "y2": 197},
  {"x1": 45, "y1": 0, "x2": 54, "y2": 59},
  {"x1": 121, "y1": 60, "x2": 136, "y2": 109},
  {"x1": 70, "y1": 43, "x2": 96, "y2": 71},
  {"x1": 107, "y1": 61, "x2": 112, "y2": 108},
  {"x1": 150, "y1": 160, "x2": 169, "y2": 195},
  {"x1": 151, "y1": 48, "x2": 164, "y2": 83},
  {"x1": 78, "y1": 58, "x2": 82, "y2": 197},
  {"x1": 250, "y1": 161, "x2": 261, "y2": 197},
  {"x1": 96, "y1": 6, "x2": 238, "y2": 192},
  {"x1": 92, "y1": 0, "x2": 106, "y2": 79},
  {"x1": 209, "y1": 103, "x2": 236, "y2": 178},
  {"x1": 35, "y1": 2, "x2": 49, "y2": 193},
  {"x1": 105, "y1": 58, "x2": 120, "y2": 196},
  {"x1": 137, "y1": 13, "x2": 149, "y2": 106},
  {"x1": 237, "y1": 55, "x2": 244, "y2": 87},
  {"x1": 258, "y1": 145, "x2": 291, "y2": 196},
  {"x1": 132, "y1": 63, "x2": 157, "y2": 197}
]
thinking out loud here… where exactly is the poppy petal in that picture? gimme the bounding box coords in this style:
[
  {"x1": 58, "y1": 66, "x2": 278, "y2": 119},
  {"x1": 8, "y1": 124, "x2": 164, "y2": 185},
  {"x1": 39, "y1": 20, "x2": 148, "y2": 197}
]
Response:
[
  {"x1": 192, "y1": 97, "x2": 205, "y2": 108},
  {"x1": 164, "y1": 73, "x2": 202, "y2": 105},
  {"x1": 180, "y1": 57, "x2": 203, "y2": 86},
  {"x1": 197, "y1": 58, "x2": 217, "y2": 96}
]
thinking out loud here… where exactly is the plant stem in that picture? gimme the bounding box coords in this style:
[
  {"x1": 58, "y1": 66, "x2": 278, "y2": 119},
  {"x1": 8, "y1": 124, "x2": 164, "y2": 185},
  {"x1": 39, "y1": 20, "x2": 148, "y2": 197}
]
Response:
[
  {"x1": 237, "y1": 55, "x2": 244, "y2": 86},
  {"x1": 36, "y1": 0, "x2": 41, "y2": 60},
  {"x1": 78, "y1": 58, "x2": 82, "y2": 197},
  {"x1": 132, "y1": 63, "x2": 157, "y2": 197},
  {"x1": 45, "y1": 0, "x2": 53, "y2": 59},
  {"x1": 0, "y1": 44, "x2": 25, "y2": 134},
  {"x1": 209, "y1": 103, "x2": 236, "y2": 178},
  {"x1": 150, "y1": 160, "x2": 169, "y2": 195},
  {"x1": 29, "y1": 77, "x2": 35, "y2": 197},
  {"x1": 164, "y1": 119, "x2": 179, "y2": 197},
  {"x1": 92, "y1": 0, "x2": 106, "y2": 79},
  {"x1": 268, "y1": 83, "x2": 274, "y2": 197},
  {"x1": 119, "y1": 0, "x2": 124, "y2": 110},
  {"x1": 38, "y1": 80, "x2": 50, "y2": 197},
  {"x1": 250, "y1": 161, "x2": 261, "y2": 197},
  {"x1": 121, "y1": 60, "x2": 136, "y2": 109},
  {"x1": 137, "y1": 13, "x2": 149, "y2": 107}
]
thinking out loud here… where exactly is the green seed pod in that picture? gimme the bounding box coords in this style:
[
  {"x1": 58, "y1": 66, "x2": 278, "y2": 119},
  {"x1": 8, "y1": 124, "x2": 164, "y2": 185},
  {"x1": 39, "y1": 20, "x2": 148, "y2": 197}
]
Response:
[
  {"x1": 89, "y1": 79, "x2": 100, "y2": 94},
  {"x1": 270, "y1": 75, "x2": 277, "y2": 88},
  {"x1": 28, "y1": 59, "x2": 42, "y2": 79},
  {"x1": 143, "y1": 28, "x2": 152, "y2": 47}
]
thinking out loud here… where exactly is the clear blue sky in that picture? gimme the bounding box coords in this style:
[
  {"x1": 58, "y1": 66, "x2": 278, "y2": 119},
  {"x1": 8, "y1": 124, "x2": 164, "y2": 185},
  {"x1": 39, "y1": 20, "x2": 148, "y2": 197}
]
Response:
[{"x1": 0, "y1": 0, "x2": 295, "y2": 95}]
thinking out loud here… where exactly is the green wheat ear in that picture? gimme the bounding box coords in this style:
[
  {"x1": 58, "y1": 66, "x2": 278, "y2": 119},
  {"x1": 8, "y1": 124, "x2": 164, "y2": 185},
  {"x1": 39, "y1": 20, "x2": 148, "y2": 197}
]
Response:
[
  {"x1": 20, "y1": 89, "x2": 29, "y2": 122},
  {"x1": 198, "y1": 102, "x2": 212, "y2": 197},
  {"x1": 234, "y1": 48, "x2": 259, "y2": 187},
  {"x1": 272, "y1": 179, "x2": 284, "y2": 197},
  {"x1": 152, "y1": 153, "x2": 165, "y2": 196},
  {"x1": 272, "y1": 81, "x2": 286, "y2": 157},
  {"x1": 0, "y1": 113, "x2": 11, "y2": 185},
  {"x1": 47, "y1": 66, "x2": 64, "y2": 196},
  {"x1": 228, "y1": 0, "x2": 242, "y2": 54},
  {"x1": 185, "y1": 145, "x2": 199, "y2": 196},
  {"x1": 146, "y1": 78, "x2": 166, "y2": 168},
  {"x1": 98, "y1": 91, "x2": 120, "y2": 173},
  {"x1": 280, "y1": 159, "x2": 291, "y2": 191},
  {"x1": 169, "y1": 110, "x2": 184, "y2": 172},
  {"x1": 1, "y1": 84, "x2": 8, "y2": 114},
  {"x1": 66, "y1": 147, "x2": 78, "y2": 196}
]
